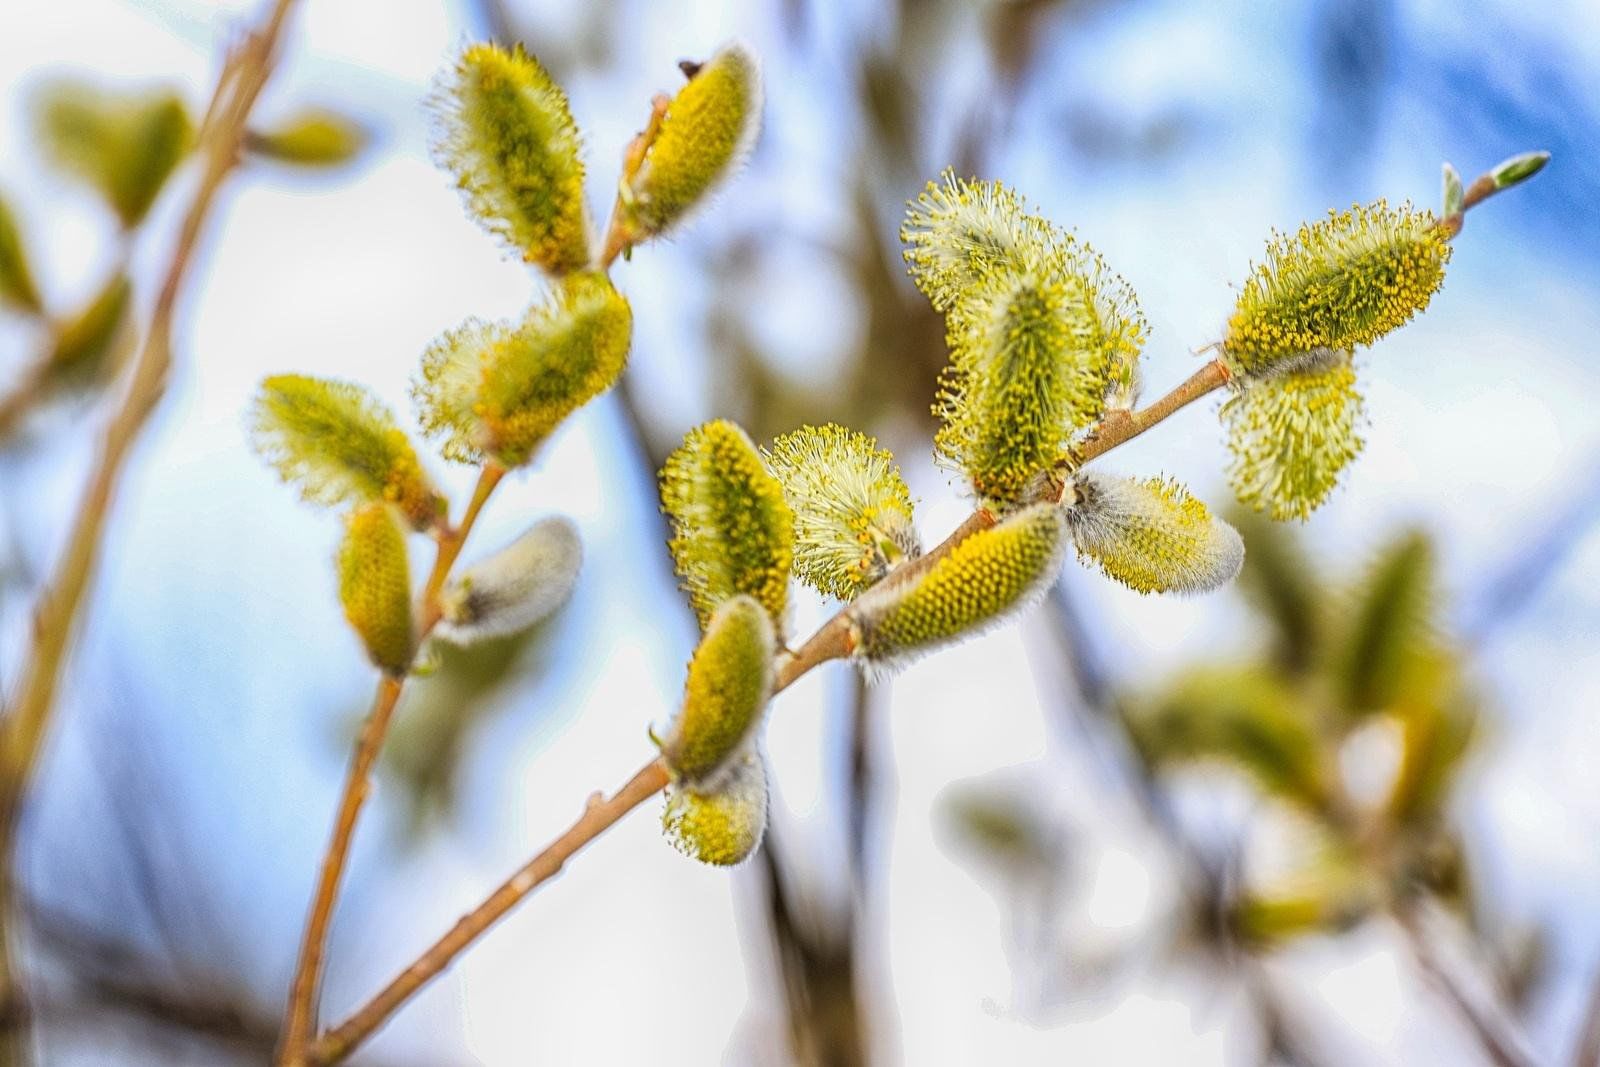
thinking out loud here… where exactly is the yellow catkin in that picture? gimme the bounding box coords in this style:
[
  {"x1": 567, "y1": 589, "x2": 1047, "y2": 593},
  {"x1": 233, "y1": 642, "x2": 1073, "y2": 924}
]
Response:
[
  {"x1": 626, "y1": 43, "x2": 761, "y2": 236},
  {"x1": 662, "y1": 751, "x2": 768, "y2": 867},
  {"x1": 763, "y1": 424, "x2": 920, "y2": 601},
  {"x1": 853, "y1": 503, "x2": 1067, "y2": 665},
  {"x1": 662, "y1": 595, "x2": 775, "y2": 783},
  {"x1": 660, "y1": 420, "x2": 795, "y2": 630},
  {"x1": 1223, "y1": 200, "x2": 1450, "y2": 378},
  {"x1": 431, "y1": 43, "x2": 590, "y2": 274},
  {"x1": 1064, "y1": 472, "x2": 1244, "y2": 595},
  {"x1": 337, "y1": 503, "x2": 416, "y2": 675},
  {"x1": 413, "y1": 272, "x2": 632, "y2": 467},
  {"x1": 905, "y1": 172, "x2": 1145, "y2": 508},
  {"x1": 1222, "y1": 353, "x2": 1366, "y2": 521},
  {"x1": 250, "y1": 374, "x2": 443, "y2": 530}
]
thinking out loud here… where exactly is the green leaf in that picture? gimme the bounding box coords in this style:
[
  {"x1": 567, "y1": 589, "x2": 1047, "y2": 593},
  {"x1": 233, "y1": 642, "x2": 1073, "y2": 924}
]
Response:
[{"x1": 1490, "y1": 150, "x2": 1549, "y2": 191}]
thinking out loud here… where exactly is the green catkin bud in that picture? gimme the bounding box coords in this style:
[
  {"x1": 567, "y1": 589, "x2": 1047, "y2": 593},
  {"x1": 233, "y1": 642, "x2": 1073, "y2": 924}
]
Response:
[
  {"x1": 662, "y1": 595, "x2": 775, "y2": 783},
  {"x1": 47, "y1": 272, "x2": 132, "y2": 390},
  {"x1": 762, "y1": 424, "x2": 920, "y2": 601},
  {"x1": 35, "y1": 82, "x2": 192, "y2": 229},
  {"x1": 413, "y1": 271, "x2": 632, "y2": 467},
  {"x1": 624, "y1": 43, "x2": 762, "y2": 237},
  {"x1": 250, "y1": 374, "x2": 443, "y2": 530},
  {"x1": 338, "y1": 503, "x2": 416, "y2": 675},
  {"x1": 437, "y1": 516, "x2": 582, "y2": 644},
  {"x1": 1222, "y1": 200, "x2": 1451, "y2": 379},
  {"x1": 660, "y1": 419, "x2": 795, "y2": 630},
  {"x1": 852, "y1": 503, "x2": 1068, "y2": 667},
  {"x1": 1221, "y1": 352, "x2": 1366, "y2": 521},
  {"x1": 0, "y1": 193, "x2": 43, "y2": 314},
  {"x1": 662, "y1": 750, "x2": 768, "y2": 867},
  {"x1": 1490, "y1": 150, "x2": 1549, "y2": 191},
  {"x1": 247, "y1": 107, "x2": 369, "y2": 168},
  {"x1": 431, "y1": 43, "x2": 590, "y2": 274},
  {"x1": 1064, "y1": 471, "x2": 1244, "y2": 595},
  {"x1": 1441, "y1": 162, "x2": 1465, "y2": 219}
]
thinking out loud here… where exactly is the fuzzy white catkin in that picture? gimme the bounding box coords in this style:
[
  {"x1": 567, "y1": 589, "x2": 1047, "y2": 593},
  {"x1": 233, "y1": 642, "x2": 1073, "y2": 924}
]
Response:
[
  {"x1": 1064, "y1": 471, "x2": 1244, "y2": 595},
  {"x1": 436, "y1": 516, "x2": 582, "y2": 643}
]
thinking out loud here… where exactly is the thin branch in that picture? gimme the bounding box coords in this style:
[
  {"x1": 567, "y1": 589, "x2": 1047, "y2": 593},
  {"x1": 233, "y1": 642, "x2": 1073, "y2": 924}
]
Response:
[
  {"x1": 1396, "y1": 904, "x2": 1537, "y2": 1067},
  {"x1": 279, "y1": 462, "x2": 504, "y2": 1064},
  {"x1": 308, "y1": 758, "x2": 672, "y2": 1065},
  {"x1": 1571, "y1": 947, "x2": 1600, "y2": 1067},
  {"x1": 303, "y1": 354, "x2": 1234, "y2": 1063}
]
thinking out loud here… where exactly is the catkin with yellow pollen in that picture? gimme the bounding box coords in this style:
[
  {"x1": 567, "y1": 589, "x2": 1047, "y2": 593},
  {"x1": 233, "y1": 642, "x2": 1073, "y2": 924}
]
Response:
[
  {"x1": 250, "y1": 374, "x2": 443, "y2": 531},
  {"x1": 337, "y1": 503, "x2": 416, "y2": 676},
  {"x1": 662, "y1": 751, "x2": 769, "y2": 867},
  {"x1": 660, "y1": 420, "x2": 795, "y2": 631},
  {"x1": 1222, "y1": 352, "x2": 1367, "y2": 521},
  {"x1": 660, "y1": 595, "x2": 775, "y2": 785},
  {"x1": 623, "y1": 43, "x2": 762, "y2": 238},
  {"x1": 1222, "y1": 200, "x2": 1450, "y2": 379},
  {"x1": 904, "y1": 173, "x2": 1145, "y2": 508},
  {"x1": 413, "y1": 271, "x2": 632, "y2": 467},
  {"x1": 763, "y1": 424, "x2": 920, "y2": 601},
  {"x1": 851, "y1": 503, "x2": 1068, "y2": 667},
  {"x1": 430, "y1": 42, "x2": 590, "y2": 275}
]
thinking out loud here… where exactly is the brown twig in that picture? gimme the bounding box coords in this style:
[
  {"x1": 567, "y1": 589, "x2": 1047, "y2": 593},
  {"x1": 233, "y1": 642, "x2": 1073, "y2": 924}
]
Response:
[
  {"x1": 278, "y1": 462, "x2": 504, "y2": 1064},
  {"x1": 303, "y1": 357, "x2": 1232, "y2": 1063},
  {"x1": 1396, "y1": 904, "x2": 1536, "y2": 1067},
  {"x1": 308, "y1": 758, "x2": 672, "y2": 1064},
  {"x1": 597, "y1": 93, "x2": 671, "y2": 271},
  {"x1": 1571, "y1": 949, "x2": 1600, "y2": 1067}
]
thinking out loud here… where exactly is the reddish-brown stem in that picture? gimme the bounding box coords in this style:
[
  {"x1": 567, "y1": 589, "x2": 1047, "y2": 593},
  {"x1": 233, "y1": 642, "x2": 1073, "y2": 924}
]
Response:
[
  {"x1": 307, "y1": 758, "x2": 673, "y2": 1064},
  {"x1": 1073, "y1": 359, "x2": 1229, "y2": 468},
  {"x1": 596, "y1": 93, "x2": 671, "y2": 270},
  {"x1": 278, "y1": 462, "x2": 504, "y2": 1065}
]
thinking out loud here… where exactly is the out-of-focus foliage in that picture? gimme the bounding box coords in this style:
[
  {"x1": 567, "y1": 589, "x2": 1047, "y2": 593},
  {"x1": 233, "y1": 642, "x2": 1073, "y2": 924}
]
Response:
[
  {"x1": 247, "y1": 107, "x2": 370, "y2": 168},
  {"x1": 0, "y1": 191, "x2": 43, "y2": 314},
  {"x1": 1124, "y1": 518, "x2": 1484, "y2": 948},
  {"x1": 33, "y1": 80, "x2": 193, "y2": 229}
]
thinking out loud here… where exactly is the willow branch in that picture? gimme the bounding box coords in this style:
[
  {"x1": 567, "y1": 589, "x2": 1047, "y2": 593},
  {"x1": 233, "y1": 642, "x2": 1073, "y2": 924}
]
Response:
[
  {"x1": 307, "y1": 758, "x2": 672, "y2": 1065},
  {"x1": 278, "y1": 462, "x2": 504, "y2": 1064},
  {"x1": 304, "y1": 354, "x2": 1232, "y2": 1063}
]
